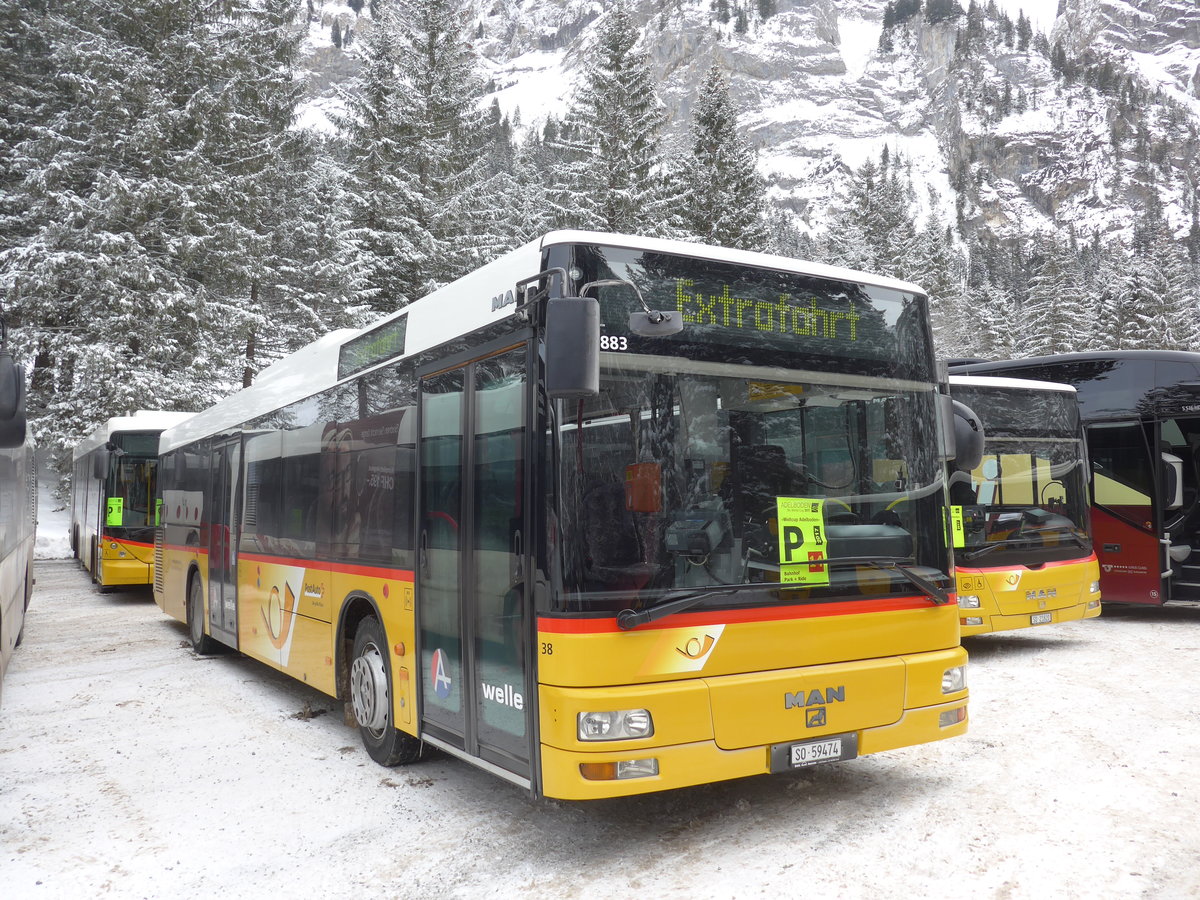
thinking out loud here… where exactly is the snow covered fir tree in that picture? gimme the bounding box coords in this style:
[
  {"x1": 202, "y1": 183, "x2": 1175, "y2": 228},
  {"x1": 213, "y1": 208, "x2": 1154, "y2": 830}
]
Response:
[{"x1": 1, "y1": 0, "x2": 1199, "y2": 469}]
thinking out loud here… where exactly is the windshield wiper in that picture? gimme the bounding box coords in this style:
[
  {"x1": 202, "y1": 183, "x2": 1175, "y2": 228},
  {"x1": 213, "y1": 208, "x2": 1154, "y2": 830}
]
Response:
[
  {"x1": 616, "y1": 557, "x2": 949, "y2": 630},
  {"x1": 806, "y1": 555, "x2": 950, "y2": 606},
  {"x1": 617, "y1": 584, "x2": 765, "y2": 630},
  {"x1": 960, "y1": 531, "x2": 1089, "y2": 561}
]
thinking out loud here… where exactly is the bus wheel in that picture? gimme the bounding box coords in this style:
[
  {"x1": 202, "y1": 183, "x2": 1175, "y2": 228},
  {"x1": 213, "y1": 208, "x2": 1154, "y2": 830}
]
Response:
[
  {"x1": 187, "y1": 576, "x2": 218, "y2": 655},
  {"x1": 350, "y1": 617, "x2": 421, "y2": 767}
]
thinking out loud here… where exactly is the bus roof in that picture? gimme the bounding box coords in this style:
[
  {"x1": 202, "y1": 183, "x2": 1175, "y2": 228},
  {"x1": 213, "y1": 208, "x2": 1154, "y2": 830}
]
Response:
[
  {"x1": 949, "y1": 374, "x2": 1077, "y2": 394},
  {"x1": 949, "y1": 351, "x2": 1200, "y2": 421},
  {"x1": 160, "y1": 231, "x2": 929, "y2": 454},
  {"x1": 73, "y1": 410, "x2": 195, "y2": 461}
]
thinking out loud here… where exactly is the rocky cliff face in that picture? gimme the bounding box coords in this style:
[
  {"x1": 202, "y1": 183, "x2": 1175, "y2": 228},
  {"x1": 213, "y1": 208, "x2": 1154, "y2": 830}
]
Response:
[{"x1": 304, "y1": 0, "x2": 1200, "y2": 247}]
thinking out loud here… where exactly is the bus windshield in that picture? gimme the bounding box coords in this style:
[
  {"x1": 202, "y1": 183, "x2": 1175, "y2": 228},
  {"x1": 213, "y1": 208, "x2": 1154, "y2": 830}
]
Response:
[
  {"x1": 550, "y1": 245, "x2": 948, "y2": 614},
  {"x1": 949, "y1": 384, "x2": 1091, "y2": 566},
  {"x1": 106, "y1": 432, "x2": 160, "y2": 530},
  {"x1": 554, "y1": 357, "x2": 949, "y2": 612}
]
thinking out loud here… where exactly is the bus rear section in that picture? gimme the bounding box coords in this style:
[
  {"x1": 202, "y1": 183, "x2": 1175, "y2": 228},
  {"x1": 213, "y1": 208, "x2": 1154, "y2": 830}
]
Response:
[
  {"x1": 948, "y1": 376, "x2": 1101, "y2": 636},
  {"x1": 71, "y1": 411, "x2": 193, "y2": 589}
]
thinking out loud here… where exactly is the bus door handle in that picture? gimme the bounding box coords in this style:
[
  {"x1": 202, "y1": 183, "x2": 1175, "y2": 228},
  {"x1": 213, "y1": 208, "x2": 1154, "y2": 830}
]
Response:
[
  {"x1": 1103, "y1": 543, "x2": 1120, "y2": 554},
  {"x1": 1160, "y1": 538, "x2": 1175, "y2": 578},
  {"x1": 512, "y1": 529, "x2": 523, "y2": 580},
  {"x1": 419, "y1": 528, "x2": 429, "y2": 577}
]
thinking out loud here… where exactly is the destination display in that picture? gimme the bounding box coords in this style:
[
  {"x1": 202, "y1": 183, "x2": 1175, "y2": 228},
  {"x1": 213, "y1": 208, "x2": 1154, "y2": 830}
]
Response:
[
  {"x1": 338, "y1": 315, "x2": 408, "y2": 381},
  {"x1": 573, "y1": 244, "x2": 931, "y2": 378}
]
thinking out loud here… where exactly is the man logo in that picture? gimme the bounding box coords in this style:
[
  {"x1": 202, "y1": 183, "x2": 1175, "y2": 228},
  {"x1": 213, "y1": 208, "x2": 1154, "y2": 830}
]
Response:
[
  {"x1": 807, "y1": 707, "x2": 826, "y2": 727},
  {"x1": 785, "y1": 686, "x2": 845, "y2": 709}
]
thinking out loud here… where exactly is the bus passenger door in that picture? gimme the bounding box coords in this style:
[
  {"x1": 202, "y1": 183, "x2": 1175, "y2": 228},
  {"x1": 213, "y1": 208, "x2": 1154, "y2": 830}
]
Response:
[
  {"x1": 417, "y1": 343, "x2": 533, "y2": 784},
  {"x1": 208, "y1": 438, "x2": 242, "y2": 644},
  {"x1": 1087, "y1": 421, "x2": 1162, "y2": 604}
]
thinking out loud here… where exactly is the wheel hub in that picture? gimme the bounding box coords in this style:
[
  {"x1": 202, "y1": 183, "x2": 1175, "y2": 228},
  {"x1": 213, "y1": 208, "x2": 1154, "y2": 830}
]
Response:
[{"x1": 351, "y1": 643, "x2": 389, "y2": 734}]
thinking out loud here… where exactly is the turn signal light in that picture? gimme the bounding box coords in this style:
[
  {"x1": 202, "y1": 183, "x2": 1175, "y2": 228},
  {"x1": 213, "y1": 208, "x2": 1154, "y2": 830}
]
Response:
[
  {"x1": 939, "y1": 707, "x2": 967, "y2": 728},
  {"x1": 579, "y1": 758, "x2": 660, "y2": 781}
]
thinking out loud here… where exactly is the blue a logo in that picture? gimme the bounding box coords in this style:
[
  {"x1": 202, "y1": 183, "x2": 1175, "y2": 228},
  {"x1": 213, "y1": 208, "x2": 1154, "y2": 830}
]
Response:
[{"x1": 431, "y1": 648, "x2": 452, "y2": 699}]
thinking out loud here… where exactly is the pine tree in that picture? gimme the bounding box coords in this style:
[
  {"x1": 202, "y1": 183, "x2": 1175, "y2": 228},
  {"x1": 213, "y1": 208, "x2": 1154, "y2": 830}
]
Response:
[
  {"x1": 1025, "y1": 237, "x2": 1087, "y2": 354},
  {"x1": 1016, "y1": 11, "x2": 1032, "y2": 52},
  {"x1": 911, "y1": 210, "x2": 966, "y2": 352},
  {"x1": 559, "y1": 2, "x2": 670, "y2": 235},
  {"x1": 393, "y1": 0, "x2": 499, "y2": 287},
  {"x1": 336, "y1": 1, "x2": 429, "y2": 313},
  {"x1": 678, "y1": 65, "x2": 769, "y2": 249},
  {"x1": 2, "y1": 0, "x2": 350, "y2": 456}
]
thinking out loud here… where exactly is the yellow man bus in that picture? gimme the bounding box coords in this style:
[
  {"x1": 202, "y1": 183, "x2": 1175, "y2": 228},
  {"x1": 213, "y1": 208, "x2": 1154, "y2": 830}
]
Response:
[
  {"x1": 71, "y1": 411, "x2": 193, "y2": 589},
  {"x1": 155, "y1": 231, "x2": 970, "y2": 799},
  {"x1": 946, "y1": 375, "x2": 1100, "y2": 635}
]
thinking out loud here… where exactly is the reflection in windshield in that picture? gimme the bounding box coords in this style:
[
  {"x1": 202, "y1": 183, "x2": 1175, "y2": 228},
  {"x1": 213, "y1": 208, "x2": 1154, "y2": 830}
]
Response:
[
  {"x1": 951, "y1": 437, "x2": 1091, "y2": 563},
  {"x1": 948, "y1": 385, "x2": 1092, "y2": 566},
  {"x1": 553, "y1": 356, "x2": 949, "y2": 612}
]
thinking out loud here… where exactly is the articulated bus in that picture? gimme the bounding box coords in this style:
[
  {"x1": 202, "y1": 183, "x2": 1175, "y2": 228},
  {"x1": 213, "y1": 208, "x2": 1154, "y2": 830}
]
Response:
[
  {"x1": 952, "y1": 351, "x2": 1200, "y2": 606},
  {"x1": 155, "y1": 230, "x2": 971, "y2": 800},
  {"x1": 1, "y1": 320, "x2": 34, "y2": 705},
  {"x1": 946, "y1": 375, "x2": 1100, "y2": 635},
  {"x1": 71, "y1": 411, "x2": 193, "y2": 589}
]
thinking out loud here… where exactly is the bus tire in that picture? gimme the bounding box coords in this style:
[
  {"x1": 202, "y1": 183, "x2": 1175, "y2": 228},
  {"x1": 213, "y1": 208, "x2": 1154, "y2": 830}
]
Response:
[
  {"x1": 187, "y1": 575, "x2": 219, "y2": 655},
  {"x1": 350, "y1": 617, "x2": 421, "y2": 767}
]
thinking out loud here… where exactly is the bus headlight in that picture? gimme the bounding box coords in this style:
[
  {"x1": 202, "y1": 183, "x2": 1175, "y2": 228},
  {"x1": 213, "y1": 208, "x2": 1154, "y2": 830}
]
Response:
[
  {"x1": 577, "y1": 709, "x2": 655, "y2": 741},
  {"x1": 942, "y1": 665, "x2": 967, "y2": 693},
  {"x1": 957, "y1": 594, "x2": 981, "y2": 609},
  {"x1": 962, "y1": 616, "x2": 983, "y2": 626},
  {"x1": 1089, "y1": 580, "x2": 1101, "y2": 594}
]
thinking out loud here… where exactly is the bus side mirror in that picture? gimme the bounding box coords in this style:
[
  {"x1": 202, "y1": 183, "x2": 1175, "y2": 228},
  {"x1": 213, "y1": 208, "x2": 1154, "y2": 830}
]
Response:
[
  {"x1": 93, "y1": 448, "x2": 111, "y2": 480},
  {"x1": 950, "y1": 399, "x2": 984, "y2": 472},
  {"x1": 628, "y1": 310, "x2": 684, "y2": 337},
  {"x1": 0, "y1": 346, "x2": 27, "y2": 449},
  {"x1": 1162, "y1": 452, "x2": 1183, "y2": 510},
  {"x1": 545, "y1": 297, "x2": 599, "y2": 400}
]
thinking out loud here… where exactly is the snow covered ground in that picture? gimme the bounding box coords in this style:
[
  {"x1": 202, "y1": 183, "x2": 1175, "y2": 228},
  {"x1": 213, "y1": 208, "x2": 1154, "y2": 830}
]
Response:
[
  {"x1": 3, "y1": 558, "x2": 1199, "y2": 898},
  {"x1": 33, "y1": 474, "x2": 71, "y2": 562}
]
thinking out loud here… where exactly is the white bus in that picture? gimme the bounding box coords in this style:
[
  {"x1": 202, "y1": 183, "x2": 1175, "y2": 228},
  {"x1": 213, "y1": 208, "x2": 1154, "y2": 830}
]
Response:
[{"x1": 0, "y1": 319, "x2": 34, "y2": 705}]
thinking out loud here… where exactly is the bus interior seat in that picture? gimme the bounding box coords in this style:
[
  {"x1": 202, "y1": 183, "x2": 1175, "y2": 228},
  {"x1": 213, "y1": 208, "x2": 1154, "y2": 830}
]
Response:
[{"x1": 581, "y1": 477, "x2": 656, "y2": 591}]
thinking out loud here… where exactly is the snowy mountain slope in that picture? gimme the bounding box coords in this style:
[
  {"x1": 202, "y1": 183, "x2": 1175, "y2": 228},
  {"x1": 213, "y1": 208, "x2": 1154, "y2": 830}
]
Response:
[{"x1": 300, "y1": 0, "x2": 1200, "y2": 248}]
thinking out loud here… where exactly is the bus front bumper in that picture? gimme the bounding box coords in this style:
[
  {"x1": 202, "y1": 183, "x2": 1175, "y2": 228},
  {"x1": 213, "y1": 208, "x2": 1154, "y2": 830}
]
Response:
[
  {"x1": 539, "y1": 698, "x2": 968, "y2": 800},
  {"x1": 960, "y1": 598, "x2": 1101, "y2": 637}
]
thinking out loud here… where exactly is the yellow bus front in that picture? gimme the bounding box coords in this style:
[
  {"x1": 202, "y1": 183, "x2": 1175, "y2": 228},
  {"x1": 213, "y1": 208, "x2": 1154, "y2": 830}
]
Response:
[
  {"x1": 947, "y1": 376, "x2": 1100, "y2": 636},
  {"x1": 536, "y1": 600, "x2": 966, "y2": 799},
  {"x1": 957, "y1": 555, "x2": 1101, "y2": 636}
]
